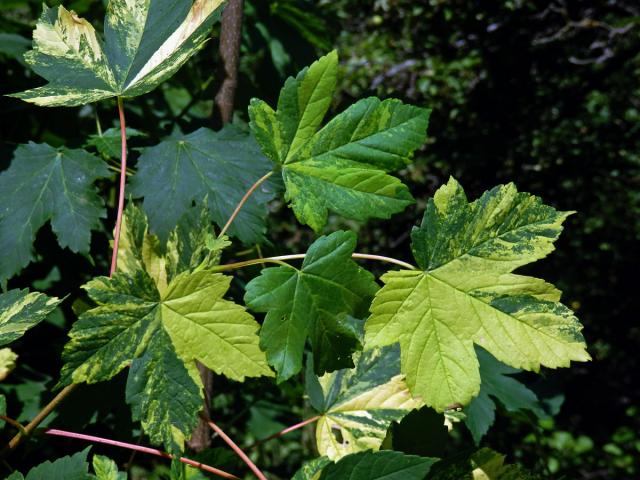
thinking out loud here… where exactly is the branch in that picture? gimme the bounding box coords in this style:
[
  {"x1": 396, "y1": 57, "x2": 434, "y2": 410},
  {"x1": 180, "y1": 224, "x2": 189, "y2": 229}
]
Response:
[
  {"x1": 43, "y1": 428, "x2": 240, "y2": 479},
  {"x1": 214, "y1": 0, "x2": 245, "y2": 126},
  {"x1": 1, "y1": 384, "x2": 77, "y2": 455},
  {"x1": 205, "y1": 418, "x2": 268, "y2": 480}
]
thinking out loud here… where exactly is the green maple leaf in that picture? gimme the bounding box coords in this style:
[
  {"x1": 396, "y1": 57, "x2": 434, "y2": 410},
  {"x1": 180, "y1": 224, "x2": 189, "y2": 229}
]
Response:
[
  {"x1": 9, "y1": 0, "x2": 224, "y2": 106},
  {"x1": 306, "y1": 344, "x2": 422, "y2": 461},
  {"x1": 60, "y1": 205, "x2": 271, "y2": 453},
  {"x1": 244, "y1": 230, "x2": 378, "y2": 382},
  {"x1": 319, "y1": 451, "x2": 437, "y2": 480},
  {"x1": 0, "y1": 142, "x2": 110, "y2": 282},
  {"x1": 249, "y1": 50, "x2": 430, "y2": 231},
  {"x1": 85, "y1": 127, "x2": 144, "y2": 158},
  {"x1": 464, "y1": 347, "x2": 545, "y2": 444},
  {"x1": 130, "y1": 125, "x2": 277, "y2": 244},
  {"x1": 365, "y1": 177, "x2": 590, "y2": 412},
  {"x1": 0, "y1": 288, "x2": 62, "y2": 346},
  {"x1": 17, "y1": 447, "x2": 93, "y2": 480}
]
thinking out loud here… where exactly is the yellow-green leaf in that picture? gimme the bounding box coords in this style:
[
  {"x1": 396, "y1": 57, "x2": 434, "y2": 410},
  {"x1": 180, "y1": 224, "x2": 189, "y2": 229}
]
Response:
[{"x1": 365, "y1": 178, "x2": 590, "y2": 412}]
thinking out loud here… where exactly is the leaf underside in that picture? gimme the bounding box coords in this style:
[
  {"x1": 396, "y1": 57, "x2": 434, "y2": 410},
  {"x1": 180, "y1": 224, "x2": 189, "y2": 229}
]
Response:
[{"x1": 365, "y1": 177, "x2": 590, "y2": 411}]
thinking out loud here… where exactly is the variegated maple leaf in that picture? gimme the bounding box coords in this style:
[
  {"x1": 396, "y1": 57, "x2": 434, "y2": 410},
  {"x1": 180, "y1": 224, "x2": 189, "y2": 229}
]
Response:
[{"x1": 10, "y1": 0, "x2": 224, "y2": 107}]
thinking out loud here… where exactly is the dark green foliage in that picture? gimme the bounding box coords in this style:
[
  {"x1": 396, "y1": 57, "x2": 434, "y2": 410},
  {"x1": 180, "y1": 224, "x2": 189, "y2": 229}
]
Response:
[
  {"x1": 130, "y1": 125, "x2": 277, "y2": 244},
  {"x1": 0, "y1": 143, "x2": 109, "y2": 282}
]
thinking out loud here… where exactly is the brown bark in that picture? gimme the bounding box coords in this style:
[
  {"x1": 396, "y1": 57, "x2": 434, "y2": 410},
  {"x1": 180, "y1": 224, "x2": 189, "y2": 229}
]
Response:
[
  {"x1": 213, "y1": 0, "x2": 244, "y2": 127},
  {"x1": 188, "y1": 0, "x2": 245, "y2": 453}
]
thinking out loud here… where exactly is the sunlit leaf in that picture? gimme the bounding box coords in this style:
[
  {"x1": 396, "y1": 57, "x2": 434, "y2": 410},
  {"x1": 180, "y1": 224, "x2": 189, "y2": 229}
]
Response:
[
  {"x1": 10, "y1": 0, "x2": 224, "y2": 106},
  {"x1": 292, "y1": 457, "x2": 332, "y2": 480},
  {"x1": 60, "y1": 205, "x2": 271, "y2": 453},
  {"x1": 92, "y1": 454, "x2": 126, "y2": 480},
  {"x1": 365, "y1": 178, "x2": 590, "y2": 411},
  {"x1": 249, "y1": 50, "x2": 429, "y2": 231}
]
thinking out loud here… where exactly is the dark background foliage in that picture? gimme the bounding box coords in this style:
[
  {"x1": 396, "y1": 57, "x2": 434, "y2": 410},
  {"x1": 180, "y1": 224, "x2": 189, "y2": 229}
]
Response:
[{"x1": 0, "y1": 0, "x2": 638, "y2": 478}]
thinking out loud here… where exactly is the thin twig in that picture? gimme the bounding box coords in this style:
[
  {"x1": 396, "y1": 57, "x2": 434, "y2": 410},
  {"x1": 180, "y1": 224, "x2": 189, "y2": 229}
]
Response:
[
  {"x1": 109, "y1": 96, "x2": 128, "y2": 277},
  {"x1": 1, "y1": 384, "x2": 77, "y2": 455},
  {"x1": 218, "y1": 171, "x2": 273, "y2": 238},
  {"x1": 205, "y1": 418, "x2": 268, "y2": 480},
  {"x1": 43, "y1": 428, "x2": 240, "y2": 480},
  {"x1": 0, "y1": 416, "x2": 27, "y2": 437},
  {"x1": 214, "y1": 252, "x2": 416, "y2": 272},
  {"x1": 248, "y1": 416, "x2": 319, "y2": 449}
]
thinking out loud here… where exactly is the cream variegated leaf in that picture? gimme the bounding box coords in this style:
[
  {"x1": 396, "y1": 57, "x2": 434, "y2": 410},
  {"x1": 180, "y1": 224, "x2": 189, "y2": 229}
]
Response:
[
  {"x1": 306, "y1": 344, "x2": 421, "y2": 461},
  {"x1": 60, "y1": 205, "x2": 270, "y2": 454},
  {"x1": 364, "y1": 178, "x2": 590, "y2": 412},
  {"x1": 10, "y1": 0, "x2": 225, "y2": 106},
  {"x1": 0, "y1": 289, "x2": 62, "y2": 346}
]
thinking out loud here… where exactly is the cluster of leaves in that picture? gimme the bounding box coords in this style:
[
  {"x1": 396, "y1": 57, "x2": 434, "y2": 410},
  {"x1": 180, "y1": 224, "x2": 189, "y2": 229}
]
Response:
[
  {"x1": 0, "y1": 0, "x2": 592, "y2": 478},
  {"x1": 325, "y1": 2, "x2": 640, "y2": 476}
]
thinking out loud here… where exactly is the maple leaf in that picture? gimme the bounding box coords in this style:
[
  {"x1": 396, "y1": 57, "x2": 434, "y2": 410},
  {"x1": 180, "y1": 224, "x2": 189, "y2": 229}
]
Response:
[
  {"x1": 0, "y1": 288, "x2": 61, "y2": 346},
  {"x1": 9, "y1": 0, "x2": 224, "y2": 107},
  {"x1": 464, "y1": 347, "x2": 546, "y2": 444},
  {"x1": 249, "y1": 50, "x2": 430, "y2": 231},
  {"x1": 59, "y1": 204, "x2": 271, "y2": 453},
  {"x1": 130, "y1": 125, "x2": 277, "y2": 244},
  {"x1": 0, "y1": 142, "x2": 110, "y2": 282},
  {"x1": 244, "y1": 230, "x2": 378, "y2": 382},
  {"x1": 306, "y1": 344, "x2": 421, "y2": 461},
  {"x1": 319, "y1": 451, "x2": 437, "y2": 480},
  {"x1": 364, "y1": 178, "x2": 590, "y2": 412},
  {"x1": 85, "y1": 127, "x2": 144, "y2": 158}
]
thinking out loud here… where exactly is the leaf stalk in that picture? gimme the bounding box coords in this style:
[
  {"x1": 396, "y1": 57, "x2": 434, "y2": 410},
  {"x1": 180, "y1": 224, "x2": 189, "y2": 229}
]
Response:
[
  {"x1": 42, "y1": 428, "x2": 240, "y2": 479},
  {"x1": 215, "y1": 253, "x2": 416, "y2": 271},
  {"x1": 248, "y1": 416, "x2": 319, "y2": 449},
  {"x1": 218, "y1": 170, "x2": 273, "y2": 238},
  {"x1": 109, "y1": 96, "x2": 128, "y2": 277},
  {"x1": 205, "y1": 417, "x2": 268, "y2": 480}
]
